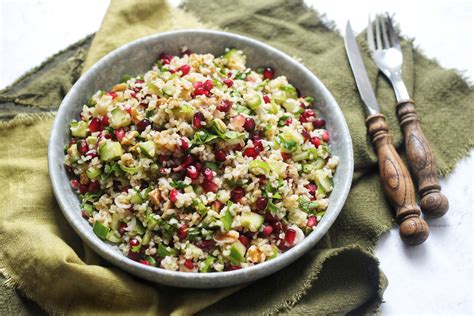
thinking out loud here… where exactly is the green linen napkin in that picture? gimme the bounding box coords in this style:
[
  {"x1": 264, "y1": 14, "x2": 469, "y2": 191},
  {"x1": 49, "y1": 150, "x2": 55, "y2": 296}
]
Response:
[{"x1": 1, "y1": 0, "x2": 472, "y2": 315}]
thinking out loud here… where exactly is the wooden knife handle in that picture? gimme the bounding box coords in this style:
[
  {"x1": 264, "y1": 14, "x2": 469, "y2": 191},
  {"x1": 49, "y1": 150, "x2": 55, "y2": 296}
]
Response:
[
  {"x1": 366, "y1": 114, "x2": 429, "y2": 245},
  {"x1": 396, "y1": 100, "x2": 449, "y2": 218}
]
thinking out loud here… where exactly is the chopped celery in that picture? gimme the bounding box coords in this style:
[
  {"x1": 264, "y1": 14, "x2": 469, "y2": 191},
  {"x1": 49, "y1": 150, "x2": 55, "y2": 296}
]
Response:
[
  {"x1": 221, "y1": 202, "x2": 233, "y2": 232},
  {"x1": 248, "y1": 160, "x2": 270, "y2": 175},
  {"x1": 86, "y1": 167, "x2": 102, "y2": 179},
  {"x1": 92, "y1": 221, "x2": 110, "y2": 240},
  {"x1": 228, "y1": 240, "x2": 246, "y2": 265},
  {"x1": 70, "y1": 121, "x2": 88, "y2": 138},
  {"x1": 200, "y1": 256, "x2": 216, "y2": 272},
  {"x1": 139, "y1": 141, "x2": 156, "y2": 158},
  {"x1": 292, "y1": 151, "x2": 310, "y2": 162},
  {"x1": 280, "y1": 84, "x2": 298, "y2": 99},
  {"x1": 83, "y1": 203, "x2": 94, "y2": 215}
]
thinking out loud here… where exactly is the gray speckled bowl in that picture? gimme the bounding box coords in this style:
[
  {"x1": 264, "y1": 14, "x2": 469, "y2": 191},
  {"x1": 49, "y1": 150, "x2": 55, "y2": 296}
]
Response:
[{"x1": 48, "y1": 30, "x2": 353, "y2": 288}]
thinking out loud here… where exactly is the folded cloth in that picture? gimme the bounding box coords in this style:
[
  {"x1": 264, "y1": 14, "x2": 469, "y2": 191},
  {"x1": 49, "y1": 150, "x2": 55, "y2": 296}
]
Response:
[{"x1": 1, "y1": 0, "x2": 472, "y2": 315}]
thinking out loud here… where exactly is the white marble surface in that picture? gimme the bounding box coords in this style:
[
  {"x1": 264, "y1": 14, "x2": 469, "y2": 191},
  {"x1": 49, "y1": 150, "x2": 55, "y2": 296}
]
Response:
[{"x1": 0, "y1": 0, "x2": 472, "y2": 314}]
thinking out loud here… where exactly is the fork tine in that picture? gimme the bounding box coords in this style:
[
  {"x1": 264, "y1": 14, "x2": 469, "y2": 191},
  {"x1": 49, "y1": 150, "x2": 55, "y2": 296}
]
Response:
[
  {"x1": 379, "y1": 14, "x2": 390, "y2": 48},
  {"x1": 386, "y1": 13, "x2": 401, "y2": 49},
  {"x1": 367, "y1": 15, "x2": 376, "y2": 52},
  {"x1": 374, "y1": 14, "x2": 383, "y2": 49}
]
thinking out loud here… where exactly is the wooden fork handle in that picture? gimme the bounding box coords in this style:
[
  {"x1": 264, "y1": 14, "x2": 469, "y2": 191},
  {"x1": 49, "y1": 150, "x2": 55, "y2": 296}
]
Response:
[
  {"x1": 366, "y1": 114, "x2": 429, "y2": 245},
  {"x1": 396, "y1": 100, "x2": 449, "y2": 218}
]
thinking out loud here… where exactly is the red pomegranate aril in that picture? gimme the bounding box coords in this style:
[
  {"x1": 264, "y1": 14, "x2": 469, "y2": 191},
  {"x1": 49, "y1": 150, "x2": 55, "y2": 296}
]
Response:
[
  {"x1": 193, "y1": 112, "x2": 205, "y2": 128},
  {"x1": 180, "y1": 138, "x2": 190, "y2": 151},
  {"x1": 302, "y1": 130, "x2": 310, "y2": 141},
  {"x1": 70, "y1": 179, "x2": 80, "y2": 189},
  {"x1": 202, "y1": 180, "x2": 218, "y2": 193},
  {"x1": 303, "y1": 109, "x2": 315, "y2": 118},
  {"x1": 81, "y1": 210, "x2": 88, "y2": 219},
  {"x1": 238, "y1": 235, "x2": 250, "y2": 247},
  {"x1": 139, "y1": 259, "x2": 150, "y2": 266},
  {"x1": 169, "y1": 189, "x2": 179, "y2": 203},
  {"x1": 177, "y1": 64, "x2": 191, "y2": 76},
  {"x1": 213, "y1": 201, "x2": 223, "y2": 211},
  {"x1": 254, "y1": 140, "x2": 264, "y2": 152},
  {"x1": 107, "y1": 91, "x2": 117, "y2": 99},
  {"x1": 262, "y1": 67, "x2": 274, "y2": 80},
  {"x1": 135, "y1": 79, "x2": 144, "y2": 84},
  {"x1": 263, "y1": 95, "x2": 271, "y2": 104},
  {"x1": 243, "y1": 117, "x2": 256, "y2": 132},
  {"x1": 114, "y1": 129, "x2": 125, "y2": 142},
  {"x1": 181, "y1": 154, "x2": 195, "y2": 168},
  {"x1": 89, "y1": 117, "x2": 102, "y2": 132},
  {"x1": 101, "y1": 115, "x2": 109, "y2": 127},
  {"x1": 264, "y1": 212, "x2": 278, "y2": 223},
  {"x1": 277, "y1": 239, "x2": 287, "y2": 251},
  {"x1": 193, "y1": 81, "x2": 203, "y2": 90},
  {"x1": 226, "y1": 265, "x2": 242, "y2": 271},
  {"x1": 230, "y1": 187, "x2": 245, "y2": 202},
  {"x1": 285, "y1": 118, "x2": 293, "y2": 126},
  {"x1": 305, "y1": 184, "x2": 318, "y2": 196},
  {"x1": 127, "y1": 252, "x2": 139, "y2": 260},
  {"x1": 258, "y1": 175, "x2": 266, "y2": 185},
  {"x1": 177, "y1": 225, "x2": 188, "y2": 240},
  {"x1": 158, "y1": 155, "x2": 170, "y2": 163},
  {"x1": 181, "y1": 48, "x2": 192, "y2": 56},
  {"x1": 281, "y1": 152, "x2": 292, "y2": 160},
  {"x1": 215, "y1": 150, "x2": 227, "y2": 162},
  {"x1": 223, "y1": 78, "x2": 233, "y2": 87},
  {"x1": 285, "y1": 229, "x2": 297, "y2": 246},
  {"x1": 159, "y1": 167, "x2": 169, "y2": 175},
  {"x1": 186, "y1": 165, "x2": 199, "y2": 180},
  {"x1": 203, "y1": 79, "x2": 214, "y2": 91},
  {"x1": 255, "y1": 197, "x2": 268, "y2": 211},
  {"x1": 202, "y1": 168, "x2": 214, "y2": 181},
  {"x1": 103, "y1": 133, "x2": 112, "y2": 139},
  {"x1": 299, "y1": 116, "x2": 307, "y2": 123},
  {"x1": 243, "y1": 147, "x2": 259, "y2": 158},
  {"x1": 184, "y1": 259, "x2": 194, "y2": 269},
  {"x1": 194, "y1": 162, "x2": 203, "y2": 172},
  {"x1": 118, "y1": 223, "x2": 128, "y2": 236},
  {"x1": 322, "y1": 130, "x2": 330, "y2": 142},
  {"x1": 262, "y1": 225, "x2": 273, "y2": 236},
  {"x1": 271, "y1": 221, "x2": 282, "y2": 234},
  {"x1": 129, "y1": 238, "x2": 140, "y2": 248},
  {"x1": 78, "y1": 140, "x2": 88, "y2": 154},
  {"x1": 217, "y1": 100, "x2": 232, "y2": 112},
  {"x1": 311, "y1": 137, "x2": 321, "y2": 148},
  {"x1": 313, "y1": 118, "x2": 326, "y2": 129},
  {"x1": 130, "y1": 92, "x2": 138, "y2": 99},
  {"x1": 234, "y1": 144, "x2": 243, "y2": 151},
  {"x1": 196, "y1": 239, "x2": 215, "y2": 250},
  {"x1": 136, "y1": 119, "x2": 151, "y2": 132},
  {"x1": 88, "y1": 181, "x2": 100, "y2": 192},
  {"x1": 193, "y1": 88, "x2": 209, "y2": 96},
  {"x1": 307, "y1": 216, "x2": 318, "y2": 228}
]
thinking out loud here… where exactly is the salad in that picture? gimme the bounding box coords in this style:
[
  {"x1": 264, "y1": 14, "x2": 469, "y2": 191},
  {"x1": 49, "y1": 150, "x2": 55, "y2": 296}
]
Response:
[{"x1": 65, "y1": 48, "x2": 339, "y2": 272}]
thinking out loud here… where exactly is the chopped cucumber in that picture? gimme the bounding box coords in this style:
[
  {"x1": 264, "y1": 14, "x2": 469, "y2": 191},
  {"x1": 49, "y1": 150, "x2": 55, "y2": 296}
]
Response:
[
  {"x1": 162, "y1": 81, "x2": 176, "y2": 96},
  {"x1": 221, "y1": 203, "x2": 233, "y2": 232},
  {"x1": 172, "y1": 104, "x2": 194, "y2": 120},
  {"x1": 70, "y1": 121, "x2": 88, "y2": 138},
  {"x1": 106, "y1": 231, "x2": 121, "y2": 243},
  {"x1": 99, "y1": 141, "x2": 123, "y2": 162},
  {"x1": 93, "y1": 221, "x2": 110, "y2": 240},
  {"x1": 228, "y1": 240, "x2": 246, "y2": 265},
  {"x1": 223, "y1": 49, "x2": 246, "y2": 66},
  {"x1": 240, "y1": 212, "x2": 264, "y2": 232},
  {"x1": 248, "y1": 160, "x2": 270, "y2": 175},
  {"x1": 282, "y1": 99, "x2": 301, "y2": 113},
  {"x1": 86, "y1": 167, "x2": 102, "y2": 179},
  {"x1": 293, "y1": 151, "x2": 310, "y2": 162},
  {"x1": 139, "y1": 141, "x2": 156, "y2": 158},
  {"x1": 267, "y1": 160, "x2": 287, "y2": 177},
  {"x1": 200, "y1": 256, "x2": 216, "y2": 273},
  {"x1": 142, "y1": 230, "x2": 152, "y2": 245},
  {"x1": 268, "y1": 245, "x2": 279, "y2": 259},
  {"x1": 315, "y1": 170, "x2": 333, "y2": 193},
  {"x1": 280, "y1": 84, "x2": 298, "y2": 99},
  {"x1": 244, "y1": 92, "x2": 261, "y2": 110},
  {"x1": 86, "y1": 136, "x2": 98, "y2": 146},
  {"x1": 67, "y1": 144, "x2": 80, "y2": 162}
]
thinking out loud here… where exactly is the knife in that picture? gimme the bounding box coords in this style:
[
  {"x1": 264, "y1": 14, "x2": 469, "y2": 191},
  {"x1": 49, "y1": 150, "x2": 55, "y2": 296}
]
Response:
[{"x1": 344, "y1": 21, "x2": 428, "y2": 245}]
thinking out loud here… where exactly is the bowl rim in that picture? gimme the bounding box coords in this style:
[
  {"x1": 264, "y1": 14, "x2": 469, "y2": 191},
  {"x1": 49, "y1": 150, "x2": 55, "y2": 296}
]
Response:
[{"x1": 48, "y1": 29, "x2": 353, "y2": 288}]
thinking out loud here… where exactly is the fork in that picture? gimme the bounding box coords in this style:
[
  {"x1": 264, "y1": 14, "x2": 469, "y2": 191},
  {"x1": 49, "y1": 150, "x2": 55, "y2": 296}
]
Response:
[{"x1": 367, "y1": 14, "x2": 449, "y2": 218}]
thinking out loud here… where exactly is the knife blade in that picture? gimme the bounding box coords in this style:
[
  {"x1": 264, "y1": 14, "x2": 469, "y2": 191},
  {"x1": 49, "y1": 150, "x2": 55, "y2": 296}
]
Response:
[{"x1": 344, "y1": 21, "x2": 380, "y2": 116}]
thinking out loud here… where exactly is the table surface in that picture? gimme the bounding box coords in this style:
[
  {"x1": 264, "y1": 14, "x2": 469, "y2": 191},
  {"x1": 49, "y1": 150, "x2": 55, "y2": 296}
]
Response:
[{"x1": 1, "y1": 0, "x2": 472, "y2": 314}]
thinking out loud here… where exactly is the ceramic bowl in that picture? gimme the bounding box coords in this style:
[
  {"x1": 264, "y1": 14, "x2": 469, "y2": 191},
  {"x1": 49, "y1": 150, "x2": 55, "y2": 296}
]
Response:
[{"x1": 48, "y1": 30, "x2": 353, "y2": 288}]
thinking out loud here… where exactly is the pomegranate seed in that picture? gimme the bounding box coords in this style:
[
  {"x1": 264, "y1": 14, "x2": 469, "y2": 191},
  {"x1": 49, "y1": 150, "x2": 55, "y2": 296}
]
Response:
[
  {"x1": 186, "y1": 165, "x2": 199, "y2": 180},
  {"x1": 230, "y1": 187, "x2": 245, "y2": 202},
  {"x1": 202, "y1": 168, "x2": 214, "y2": 181},
  {"x1": 139, "y1": 259, "x2": 150, "y2": 266},
  {"x1": 285, "y1": 229, "x2": 297, "y2": 246},
  {"x1": 262, "y1": 67, "x2": 274, "y2": 80},
  {"x1": 81, "y1": 210, "x2": 88, "y2": 219},
  {"x1": 281, "y1": 152, "x2": 292, "y2": 160},
  {"x1": 130, "y1": 92, "x2": 138, "y2": 99},
  {"x1": 255, "y1": 197, "x2": 268, "y2": 211},
  {"x1": 233, "y1": 144, "x2": 243, "y2": 151},
  {"x1": 302, "y1": 130, "x2": 310, "y2": 141},
  {"x1": 277, "y1": 239, "x2": 287, "y2": 251},
  {"x1": 271, "y1": 221, "x2": 282, "y2": 234},
  {"x1": 169, "y1": 189, "x2": 179, "y2": 203},
  {"x1": 305, "y1": 184, "x2": 318, "y2": 196},
  {"x1": 225, "y1": 265, "x2": 242, "y2": 271},
  {"x1": 180, "y1": 138, "x2": 189, "y2": 151},
  {"x1": 202, "y1": 180, "x2": 218, "y2": 193},
  {"x1": 88, "y1": 181, "x2": 100, "y2": 192},
  {"x1": 322, "y1": 130, "x2": 330, "y2": 142},
  {"x1": 177, "y1": 64, "x2": 191, "y2": 75},
  {"x1": 194, "y1": 162, "x2": 203, "y2": 172},
  {"x1": 103, "y1": 133, "x2": 112, "y2": 139},
  {"x1": 193, "y1": 88, "x2": 209, "y2": 96},
  {"x1": 159, "y1": 52, "x2": 173, "y2": 64},
  {"x1": 299, "y1": 116, "x2": 307, "y2": 123},
  {"x1": 251, "y1": 133, "x2": 262, "y2": 141},
  {"x1": 253, "y1": 140, "x2": 264, "y2": 152},
  {"x1": 193, "y1": 112, "x2": 205, "y2": 128},
  {"x1": 215, "y1": 150, "x2": 227, "y2": 162},
  {"x1": 213, "y1": 201, "x2": 223, "y2": 211},
  {"x1": 196, "y1": 239, "x2": 215, "y2": 251},
  {"x1": 181, "y1": 48, "x2": 192, "y2": 56},
  {"x1": 177, "y1": 225, "x2": 188, "y2": 240},
  {"x1": 70, "y1": 179, "x2": 80, "y2": 189},
  {"x1": 303, "y1": 109, "x2": 315, "y2": 118},
  {"x1": 263, "y1": 95, "x2": 271, "y2": 104},
  {"x1": 243, "y1": 147, "x2": 259, "y2": 158},
  {"x1": 223, "y1": 78, "x2": 233, "y2": 87},
  {"x1": 107, "y1": 91, "x2": 117, "y2": 99},
  {"x1": 114, "y1": 129, "x2": 125, "y2": 142},
  {"x1": 184, "y1": 259, "x2": 194, "y2": 269},
  {"x1": 158, "y1": 155, "x2": 169, "y2": 163},
  {"x1": 307, "y1": 216, "x2": 318, "y2": 228},
  {"x1": 257, "y1": 175, "x2": 266, "y2": 185},
  {"x1": 217, "y1": 100, "x2": 232, "y2": 112},
  {"x1": 129, "y1": 238, "x2": 140, "y2": 248},
  {"x1": 193, "y1": 82, "x2": 203, "y2": 90},
  {"x1": 285, "y1": 118, "x2": 293, "y2": 126},
  {"x1": 311, "y1": 137, "x2": 321, "y2": 148},
  {"x1": 243, "y1": 118, "x2": 256, "y2": 132},
  {"x1": 313, "y1": 118, "x2": 326, "y2": 129},
  {"x1": 159, "y1": 167, "x2": 168, "y2": 175},
  {"x1": 78, "y1": 140, "x2": 88, "y2": 154},
  {"x1": 101, "y1": 115, "x2": 109, "y2": 127},
  {"x1": 262, "y1": 225, "x2": 273, "y2": 236},
  {"x1": 89, "y1": 117, "x2": 102, "y2": 132},
  {"x1": 181, "y1": 154, "x2": 195, "y2": 168},
  {"x1": 127, "y1": 251, "x2": 139, "y2": 260},
  {"x1": 136, "y1": 119, "x2": 151, "y2": 132},
  {"x1": 69, "y1": 138, "x2": 77, "y2": 145},
  {"x1": 135, "y1": 79, "x2": 144, "y2": 84},
  {"x1": 238, "y1": 235, "x2": 250, "y2": 247},
  {"x1": 203, "y1": 79, "x2": 214, "y2": 91},
  {"x1": 118, "y1": 223, "x2": 128, "y2": 236}
]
